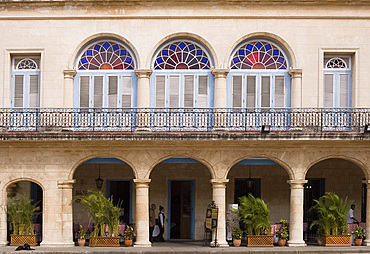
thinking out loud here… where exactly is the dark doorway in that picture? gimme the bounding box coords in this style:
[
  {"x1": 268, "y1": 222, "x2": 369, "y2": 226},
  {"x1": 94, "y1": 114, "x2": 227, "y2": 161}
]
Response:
[
  {"x1": 169, "y1": 180, "x2": 194, "y2": 239},
  {"x1": 107, "y1": 180, "x2": 131, "y2": 224},
  {"x1": 234, "y1": 178, "x2": 261, "y2": 204}
]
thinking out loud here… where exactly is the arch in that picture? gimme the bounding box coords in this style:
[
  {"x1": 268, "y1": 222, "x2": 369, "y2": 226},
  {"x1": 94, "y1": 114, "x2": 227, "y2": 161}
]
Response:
[
  {"x1": 304, "y1": 155, "x2": 369, "y2": 179},
  {"x1": 147, "y1": 154, "x2": 215, "y2": 179},
  {"x1": 69, "y1": 33, "x2": 140, "y2": 69},
  {"x1": 147, "y1": 32, "x2": 217, "y2": 69},
  {"x1": 225, "y1": 155, "x2": 295, "y2": 180},
  {"x1": 2, "y1": 178, "x2": 45, "y2": 196},
  {"x1": 225, "y1": 32, "x2": 297, "y2": 70},
  {"x1": 68, "y1": 155, "x2": 138, "y2": 180}
]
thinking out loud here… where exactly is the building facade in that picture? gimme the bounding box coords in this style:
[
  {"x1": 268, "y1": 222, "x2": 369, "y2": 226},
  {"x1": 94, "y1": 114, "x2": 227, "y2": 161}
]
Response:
[{"x1": 0, "y1": 0, "x2": 370, "y2": 248}]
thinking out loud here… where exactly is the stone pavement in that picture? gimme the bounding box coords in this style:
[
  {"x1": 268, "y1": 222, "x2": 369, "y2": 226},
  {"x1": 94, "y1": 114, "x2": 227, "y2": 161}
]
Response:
[{"x1": 1, "y1": 242, "x2": 370, "y2": 254}]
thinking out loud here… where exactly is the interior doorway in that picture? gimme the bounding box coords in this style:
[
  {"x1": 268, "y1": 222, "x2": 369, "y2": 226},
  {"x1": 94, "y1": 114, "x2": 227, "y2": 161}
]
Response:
[
  {"x1": 106, "y1": 180, "x2": 132, "y2": 224},
  {"x1": 168, "y1": 180, "x2": 195, "y2": 240}
]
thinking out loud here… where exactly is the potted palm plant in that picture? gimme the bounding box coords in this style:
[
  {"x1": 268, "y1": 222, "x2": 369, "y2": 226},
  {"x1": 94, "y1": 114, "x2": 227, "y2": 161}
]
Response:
[
  {"x1": 352, "y1": 225, "x2": 364, "y2": 246},
  {"x1": 7, "y1": 194, "x2": 39, "y2": 246},
  {"x1": 72, "y1": 190, "x2": 121, "y2": 247},
  {"x1": 123, "y1": 225, "x2": 135, "y2": 247},
  {"x1": 232, "y1": 227, "x2": 243, "y2": 247},
  {"x1": 276, "y1": 219, "x2": 289, "y2": 246},
  {"x1": 77, "y1": 225, "x2": 86, "y2": 246},
  {"x1": 310, "y1": 192, "x2": 351, "y2": 246},
  {"x1": 238, "y1": 194, "x2": 273, "y2": 247}
]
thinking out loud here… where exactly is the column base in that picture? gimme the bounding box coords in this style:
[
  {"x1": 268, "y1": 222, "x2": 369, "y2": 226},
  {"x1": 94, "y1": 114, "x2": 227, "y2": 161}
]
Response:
[
  {"x1": 363, "y1": 240, "x2": 370, "y2": 246},
  {"x1": 287, "y1": 240, "x2": 306, "y2": 247},
  {"x1": 133, "y1": 241, "x2": 152, "y2": 247},
  {"x1": 210, "y1": 240, "x2": 229, "y2": 247},
  {"x1": 40, "y1": 242, "x2": 75, "y2": 247},
  {"x1": 0, "y1": 241, "x2": 8, "y2": 246}
]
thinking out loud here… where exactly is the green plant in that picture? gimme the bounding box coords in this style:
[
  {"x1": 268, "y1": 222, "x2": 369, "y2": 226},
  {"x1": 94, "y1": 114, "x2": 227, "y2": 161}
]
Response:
[
  {"x1": 232, "y1": 227, "x2": 243, "y2": 239},
  {"x1": 7, "y1": 194, "x2": 39, "y2": 235},
  {"x1": 310, "y1": 192, "x2": 351, "y2": 235},
  {"x1": 123, "y1": 225, "x2": 135, "y2": 240},
  {"x1": 352, "y1": 225, "x2": 364, "y2": 239},
  {"x1": 276, "y1": 219, "x2": 289, "y2": 240},
  {"x1": 72, "y1": 190, "x2": 121, "y2": 237},
  {"x1": 238, "y1": 194, "x2": 272, "y2": 235},
  {"x1": 78, "y1": 225, "x2": 86, "y2": 239}
]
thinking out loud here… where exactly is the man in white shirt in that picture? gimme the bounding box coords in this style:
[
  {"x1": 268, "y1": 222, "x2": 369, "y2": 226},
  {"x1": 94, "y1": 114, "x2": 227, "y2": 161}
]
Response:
[{"x1": 347, "y1": 204, "x2": 359, "y2": 224}]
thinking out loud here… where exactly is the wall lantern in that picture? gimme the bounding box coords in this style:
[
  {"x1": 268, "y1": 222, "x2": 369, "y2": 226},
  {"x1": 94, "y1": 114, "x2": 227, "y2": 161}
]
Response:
[{"x1": 95, "y1": 164, "x2": 104, "y2": 190}]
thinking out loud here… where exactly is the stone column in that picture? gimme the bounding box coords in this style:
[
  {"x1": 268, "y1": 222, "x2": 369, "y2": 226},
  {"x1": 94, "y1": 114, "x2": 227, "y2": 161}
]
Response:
[
  {"x1": 287, "y1": 179, "x2": 307, "y2": 247},
  {"x1": 0, "y1": 203, "x2": 8, "y2": 246},
  {"x1": 41, "y1": 180, "x2": 76, "y2": 247},
  {"x1": 210, "y1": 179, "x2": 229, "y2": 247},
  {"x1": 133, "y1": 179, "x2": 152, "y2": 247},
  {"x1": 288, "y1": 68, "x2": 303, "y2": 108},
  {"x1": 211, "y1": 69, "x2": 229, "y2": 131},
  {"x1": 363, "y1": 180, "x2": 370, "y2": 246},
  {"x1": 63, "y1": 69, "x2": 76, "y2": 108},
  {"x1": 135, "y1": 69, "x2": 152, "y2": 132}
]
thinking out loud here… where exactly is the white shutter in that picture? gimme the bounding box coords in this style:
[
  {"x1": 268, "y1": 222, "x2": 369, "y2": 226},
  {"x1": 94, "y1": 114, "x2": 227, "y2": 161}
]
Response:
[
  {"x1": 274, "y1": 76, "x2": 285, "y2": 107},
  {"x1": 169, "y1": 75, "x2": 179, "y2": 108},
  {"x1": 14, "y1": 75, "x2": 24, "y2": 107},
  {"x1": 80, "y1": 76, "x2": 90, "y2": 108},
  {"x1": 324, "y1": 74, "x2": 334, "y2": 107},
  {"x1": 198, "y1": 76, "x2": 208, "y2": 107},
  {"x1": 339, "y1": 74, "x2": 349, "y2": 107},
  {"x1": 184, "y1": 75, "x2": 194, "y2": 107},
  {"x1": 29, "y1": 75, "x2": 39, "y2": 107},
  {"x1": 232, "y1": 76, "x2": 242, "y2": 107},
  {"x1": 94, "y1": 76, "x2": 103, "y2": 108},
  {"x1": 108, "y1": 76, "x2": 118, "y2": 108},
  {"x1": 121, "y1": 76, "x2": 132, "y2": 108},
  {"x1": 261, "y1": 76, "x2": 270, "y2": 107},
  {"x1": 155, "y1": 75, "x2": 165, "y2": 107},
  {"x1": 246, "y1": 76, "x2": 256, "y2": 107}
]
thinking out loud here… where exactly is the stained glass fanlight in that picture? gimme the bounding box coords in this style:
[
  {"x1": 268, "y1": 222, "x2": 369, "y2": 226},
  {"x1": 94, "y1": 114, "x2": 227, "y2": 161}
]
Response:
[
  {"x1": 16, "y1": 59, "x2": 38, "y2": 70},
  {"x1": 230, "y1": 40, "x2": 288, "y2": 70},
  {"x1": 326, "y1": 57, "x2": 347, "y2": 69},
  {"x1": 154, "y1": 41, "x2": 211, "y2": 70},
  {"x1": 78, "y1": 41, "x2": 135, "y2": 70}
]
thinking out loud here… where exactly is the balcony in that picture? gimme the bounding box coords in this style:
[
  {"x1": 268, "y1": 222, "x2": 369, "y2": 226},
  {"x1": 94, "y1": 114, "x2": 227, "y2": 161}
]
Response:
[{"x1": 0, "y1": 108, "x2": 369, "y2": 139}]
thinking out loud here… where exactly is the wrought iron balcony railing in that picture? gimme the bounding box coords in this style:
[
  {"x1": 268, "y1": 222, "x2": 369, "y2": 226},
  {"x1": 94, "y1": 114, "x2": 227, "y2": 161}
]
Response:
[{"x1": 0, "y1": 107, "x2": 369, "y2": 133}]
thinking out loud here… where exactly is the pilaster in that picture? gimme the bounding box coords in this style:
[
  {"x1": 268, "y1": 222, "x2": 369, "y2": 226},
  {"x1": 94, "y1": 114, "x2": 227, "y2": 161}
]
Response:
[
  {"x1": 212, "y1": 69, "x2": 229, "y2": 131},
  {"x1": 289, "y1": 68, "x2": 303, "y2": 107},
  {"x1": 63, "y1": 69, "x2": 76, "y2": 108}
]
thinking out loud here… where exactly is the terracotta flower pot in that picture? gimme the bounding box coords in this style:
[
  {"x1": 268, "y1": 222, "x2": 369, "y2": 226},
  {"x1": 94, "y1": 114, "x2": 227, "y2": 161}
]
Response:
[
  {"x1": 278, "y1": 239, "x2": 286, "y2": 246},
  {"x1": 354, "y1": 238, "x2": 362, "y2": 246},
  {"x1": 233, "y1": 239, "x2": 241, "y2": 247},
  {"x1": 77, "y1": 238, "x2": 85, "y2": 246},
  {"x1": 124, "y1": 239, "x2": 133, "y2": 247}
]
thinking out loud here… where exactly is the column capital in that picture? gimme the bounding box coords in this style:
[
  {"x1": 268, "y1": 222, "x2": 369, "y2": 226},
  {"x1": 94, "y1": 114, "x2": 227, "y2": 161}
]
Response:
[
  {"x1": 135, "y1": 69, "x2": 153, "y2": 79},
  {"x1": 134, "y1": 179, "x2": 151, "y2": 188},
  {"x1": 63, "y1": 69, "x2": 77, "y2": 79},
  {"x1": 212, "y1": 68, "x2": 229, "y2": 79},
  {"x1": 210, "y1": 179, "x2": 229, "y2": 188},
  {"x1": 57, "y1": 179, "x2": 76, "y2": 189},
  {"x1": 362, "y1": 179, "x2": 370, "y2": 185},
  {"x1": 287, "y1": 179, "x2": 307, "y2": 188},
  {"x1": 288, "y1": 68, "x2": 303, "y2": 78}
]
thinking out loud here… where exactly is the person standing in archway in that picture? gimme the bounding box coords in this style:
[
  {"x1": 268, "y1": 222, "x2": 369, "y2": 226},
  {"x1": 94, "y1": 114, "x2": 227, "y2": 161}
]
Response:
[
  {"x1": 149, "y1": 204, "x2": 156, "y2": 242},
  {"x1": 347, "y1": 204, "x2": 359, "y2": 225},
  {"x1": 158, "y1": 205, "x2": 166, "y2": 242}
]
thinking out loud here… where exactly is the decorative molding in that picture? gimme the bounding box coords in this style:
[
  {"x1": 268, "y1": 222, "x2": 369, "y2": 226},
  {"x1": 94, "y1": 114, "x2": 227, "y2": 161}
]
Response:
[
  {"x1": 289, "y1": 68, "x2": 303, "y2": 78},
  {"x1": 63, "y1": 69, "x2": 76, "y2": 79},
  {"x1": 57, "y1": 179, "x2": 76, "y2": 189},
  {"x1": 212, "y1": 69, "x2": 229, "y2": 79},
  {"x1": 135, "y1": 69, "x2": 152, "y2": 79}
]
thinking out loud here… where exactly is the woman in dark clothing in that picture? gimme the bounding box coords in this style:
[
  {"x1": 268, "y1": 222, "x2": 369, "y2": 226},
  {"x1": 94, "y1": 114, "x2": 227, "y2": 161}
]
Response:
[{"x1": 158, "y1": 205, "x2": 166, "y2": 242}]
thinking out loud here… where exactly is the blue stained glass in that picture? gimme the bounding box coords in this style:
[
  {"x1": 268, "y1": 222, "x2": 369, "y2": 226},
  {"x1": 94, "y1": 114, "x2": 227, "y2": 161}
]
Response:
[
  {"x1": 80, "y1": 57, "x2": 88, "y2": 64},
  {"x1": 201, "y1": 57, "x2": 208, "y2": 64},
  {"x1": 102, "y1": 42, "x2": 111, "y2": 50},
  {"x1": 169, "y1": 44, "x2": 177, "y2": 51},
  {"x1": 196, "y1": 50, "x2": 202, "y2": 56},
  {"x1": 255, "y1": 42, "x2": 263, "y2": 49},
  {"x1": 155, "y1": 66, "x2": 161, "y2": 70},
  {"x1": 277, "y1": 57, "x2": 285, "y2": 63},
  {"x1": 125, "y1": 58, "x2": 132, "y2": 64},
  {"x1": 112, "y1": 44, "x2": 119, "y2": 51},
  {"x1": 179, "y1": 42, "x2": 186, "y2": 50},
  {"x1": 120, "y1": 50, "x2": 127, "y2": 56},
  {"x1": 127, "y1": 66, "x2": 134, "y2": 70},
  {"x1": 246, "y1": 44, "x2": 253, "y2": 51},
  {"x1": 231, "y1": 66, "x2": 237, "y2": 69},
  {"x1": 273, "y1": 49, "x2": 279, "y2": 56},
  {"x1": 156, "y1": 57, "x2": 164, "y2": 64},
  {"x1": 79, "y1": 66, "x2": 85, "y2": 70},
  {"x1": 162, "y1": 50, "x2": 169, "y2": 56},
  {"x1": 86, "y1": 50, "x2": 93, "y2": 57},
  {"x1": 188, "y1": 44, "x2": 195, "y2": 51},
  {"x1": 94, "y1": 44, "x2": 101, "y2": 51},
  {"x1": 265, "y1": 44, "x2": 272, "y2": 51},
  {"x1": 238, "y1": 49, "x2": 245, "y2": 56},
  {"x1": 233, "y1": 57, "x2": 240, "y2": 64},
  {"x1": 204, "y1": 66, "x2": 209, "y2": 69},
  {"x1": 280, "y1": 66, "x2": 286, "y2": 70}
]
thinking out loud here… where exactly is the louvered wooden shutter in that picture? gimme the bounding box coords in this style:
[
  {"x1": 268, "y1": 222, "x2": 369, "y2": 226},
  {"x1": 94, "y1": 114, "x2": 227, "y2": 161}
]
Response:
[
  {"x1": 29, "y1": 75, "x2": 39, "y2": 107},
  {"x1": 246, "y1": 76, "x2": 256, "y2": 107},
  {"x1": 121, "y1": 76, "x2": 132, "y2": 108},
  {"x1": 324, "y1": 74, "x2": 334, "y2": 107},
  {"x1": 198, "y1": 76, "x2": 208, "y2": 107},
  {"x1": 94, "y1": 76, "x2": 103, "y2": 108},
  {"x1": 108, "y1": 76, "x2": 118, "y2": 108},
  {"x1": 261, "y1": 76, "x2": 270, "y2": 107},
  {"x1": 169, "y1": 75, "x2": 179, "y2": 108},
  {"x1": 274, "y1": 76, "x2": 284, "y2": 107},
  {"x1": 155, "y1": 75, "x2": 165, "y2": 107},
  {"x1": 184, "y1": 75, "x2": 194, "y2": 107},
  {"x1": 14, "y1": 75, "x2": 24, "y2": 107},
  {"x1": 339, "y1": 74, "x2": 349, "y2": 107},
  {"x1": 80, "y1": 76, "x2": 90, "y2": 108},
  {"x1": 232, "y1": 76, "x2": 242, "y2": 107}
]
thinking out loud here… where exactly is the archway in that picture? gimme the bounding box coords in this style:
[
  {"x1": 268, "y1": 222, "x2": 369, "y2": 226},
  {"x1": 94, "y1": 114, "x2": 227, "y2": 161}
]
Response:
[
  {"x1": 150, "y1": 157, "x2": 212, "y2": 241},
  {"x1": 72, "y1": 157, "x2": 135, "y2": 244}
]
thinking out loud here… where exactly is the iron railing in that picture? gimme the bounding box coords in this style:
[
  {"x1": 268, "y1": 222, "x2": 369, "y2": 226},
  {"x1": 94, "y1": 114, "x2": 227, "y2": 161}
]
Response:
[{"x1": 0, "y1": 107, "x2": 369, "y2": 133}]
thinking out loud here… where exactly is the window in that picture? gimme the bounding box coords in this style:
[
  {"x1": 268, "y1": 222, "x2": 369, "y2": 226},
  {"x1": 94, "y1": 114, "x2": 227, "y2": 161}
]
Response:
[
  {"x1": 74, "y1": 40, "x2": 137, "y2": 108},
  {"x1": 151, "y1": 40, "x2": 214, "y2": 108},
  {"x1": 11, "y1": 56, "x2": 40, "y2": 108},
  {"x1": 227, "y1": 40, "x2": 291, "y2": 108},
  {"x1": 323, "y1": 56, "x2": 352, "y2": 108}
]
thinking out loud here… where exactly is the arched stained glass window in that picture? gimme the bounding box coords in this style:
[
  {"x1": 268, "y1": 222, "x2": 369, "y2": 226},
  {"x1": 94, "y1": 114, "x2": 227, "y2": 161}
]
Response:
[
  {"x1": 77, "y1": 41, "x2": 135, "y2": 70},
  {"x1": 154, "y1": 41, "x2": 211, "y2": 70},
  {"x1": 16, "y1": 58, "x2": 38, "y2": 70},
  {"x1": 230, "y1": 41, "x2": 287, "y2": 70},
  {"x1": 326, "y1": 57, "x2": 347, "y2": 69}
]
